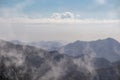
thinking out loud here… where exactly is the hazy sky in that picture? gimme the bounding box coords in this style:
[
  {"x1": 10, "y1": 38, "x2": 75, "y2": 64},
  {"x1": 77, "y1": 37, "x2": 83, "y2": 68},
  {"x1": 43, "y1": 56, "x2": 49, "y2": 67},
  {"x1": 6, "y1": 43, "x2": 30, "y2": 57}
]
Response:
[{"x1": 0, "y1": 0, "x2": 120, "y2": 42}]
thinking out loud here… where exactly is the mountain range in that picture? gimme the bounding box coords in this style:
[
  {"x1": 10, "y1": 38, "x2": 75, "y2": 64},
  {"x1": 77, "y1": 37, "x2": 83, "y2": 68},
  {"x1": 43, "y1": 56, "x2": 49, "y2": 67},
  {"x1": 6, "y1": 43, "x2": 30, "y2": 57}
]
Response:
[
  {"x1": 10, "y1": 40, "x2": 65, "y2": 51},
  {"x1": 59, "y1": 38, "x2": 120, "y2": 62},
  {"x1": 0, "y1": 38, "x2": 119, "y2": 80}
]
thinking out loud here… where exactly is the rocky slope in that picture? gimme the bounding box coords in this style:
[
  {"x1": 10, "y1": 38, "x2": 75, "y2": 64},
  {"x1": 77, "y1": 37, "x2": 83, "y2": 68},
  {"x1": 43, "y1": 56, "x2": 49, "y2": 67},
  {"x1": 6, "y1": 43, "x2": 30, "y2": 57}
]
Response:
[
  {"x1": 0, "y1": 39, "x2": 91, "y2": 80},
  {"x1": 0, "y1": 39, "x2": 120, "y2": 80}
]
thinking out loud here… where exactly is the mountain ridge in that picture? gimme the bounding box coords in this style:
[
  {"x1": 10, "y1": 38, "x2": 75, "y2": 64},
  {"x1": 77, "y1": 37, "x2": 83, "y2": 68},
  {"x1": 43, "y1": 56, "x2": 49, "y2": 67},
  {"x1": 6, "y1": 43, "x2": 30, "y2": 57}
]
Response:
[
  {"x1": 59, "y1": 38, "x2": 120, "y2": 62},
  {"x1": 0, "y1": 38, "x2": 120, "y2": 80}
]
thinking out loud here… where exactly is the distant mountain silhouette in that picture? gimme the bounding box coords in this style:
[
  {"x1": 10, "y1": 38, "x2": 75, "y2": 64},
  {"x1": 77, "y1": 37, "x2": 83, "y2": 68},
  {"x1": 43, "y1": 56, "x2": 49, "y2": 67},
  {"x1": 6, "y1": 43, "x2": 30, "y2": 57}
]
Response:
[
  {"x1": 59, "y1": 38, "x2": 120, "y2": 62},
  {"x1": 28, "y1": 41, "x2": 65, "y2": 51}
]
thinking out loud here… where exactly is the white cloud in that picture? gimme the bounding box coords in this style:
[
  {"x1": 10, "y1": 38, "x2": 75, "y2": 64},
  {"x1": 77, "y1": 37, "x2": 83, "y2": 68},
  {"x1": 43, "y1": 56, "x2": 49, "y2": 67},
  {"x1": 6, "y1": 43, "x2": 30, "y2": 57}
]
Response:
[
  {"x1": 95, "y1": 0, "x2": 107, "y2": 5},
  {"x1": 51, "y1": 12, "x2": 74, "y2": 19},
  {"x1": 51, "y1": 13, "x2": 61, "y2": 19},
  {"x1": 0, "y1": 17, "x2": 120, "y2": 24},
  {"x1": 0, "y1": 10, "x2": 120, "y2": 24},
  {"x1": 61, "y1": 12, "x2": 74, "y2": 19}
]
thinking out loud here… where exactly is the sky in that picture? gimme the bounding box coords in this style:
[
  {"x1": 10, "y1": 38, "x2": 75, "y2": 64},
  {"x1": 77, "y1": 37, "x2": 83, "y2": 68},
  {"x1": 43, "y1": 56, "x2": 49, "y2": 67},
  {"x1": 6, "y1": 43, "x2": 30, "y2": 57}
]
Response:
[{"x1": 0, "y1": 0, "x2": 120, "y2": 42}]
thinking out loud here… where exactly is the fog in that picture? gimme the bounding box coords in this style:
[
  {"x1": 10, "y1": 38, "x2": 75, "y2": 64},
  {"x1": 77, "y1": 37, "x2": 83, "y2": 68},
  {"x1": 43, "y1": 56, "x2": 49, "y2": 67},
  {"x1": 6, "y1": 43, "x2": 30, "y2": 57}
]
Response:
[{"x1": 0, "y1": 23, "x2": 120, "y2": 42}]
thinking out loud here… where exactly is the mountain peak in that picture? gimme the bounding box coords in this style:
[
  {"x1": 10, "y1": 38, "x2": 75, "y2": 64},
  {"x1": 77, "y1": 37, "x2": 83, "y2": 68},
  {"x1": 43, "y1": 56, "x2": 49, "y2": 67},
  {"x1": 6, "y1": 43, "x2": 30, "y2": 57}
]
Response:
[
  {"x1": 102, "y1": 37, "x2": 119, "y2": 44},
  {"x1": 105, "y1": 37, "x2": 117, "y2": 41},
  {"x1": 90, "y1": 38, "x2": 119, "y2": 44}
]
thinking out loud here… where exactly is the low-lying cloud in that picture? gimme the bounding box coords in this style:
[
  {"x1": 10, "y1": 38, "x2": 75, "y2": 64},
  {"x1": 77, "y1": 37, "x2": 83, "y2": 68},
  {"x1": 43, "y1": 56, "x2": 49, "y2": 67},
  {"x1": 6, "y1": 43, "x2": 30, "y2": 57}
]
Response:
[{"x1": 0, "y1": 16, "x2": 120, "y2": 24}]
